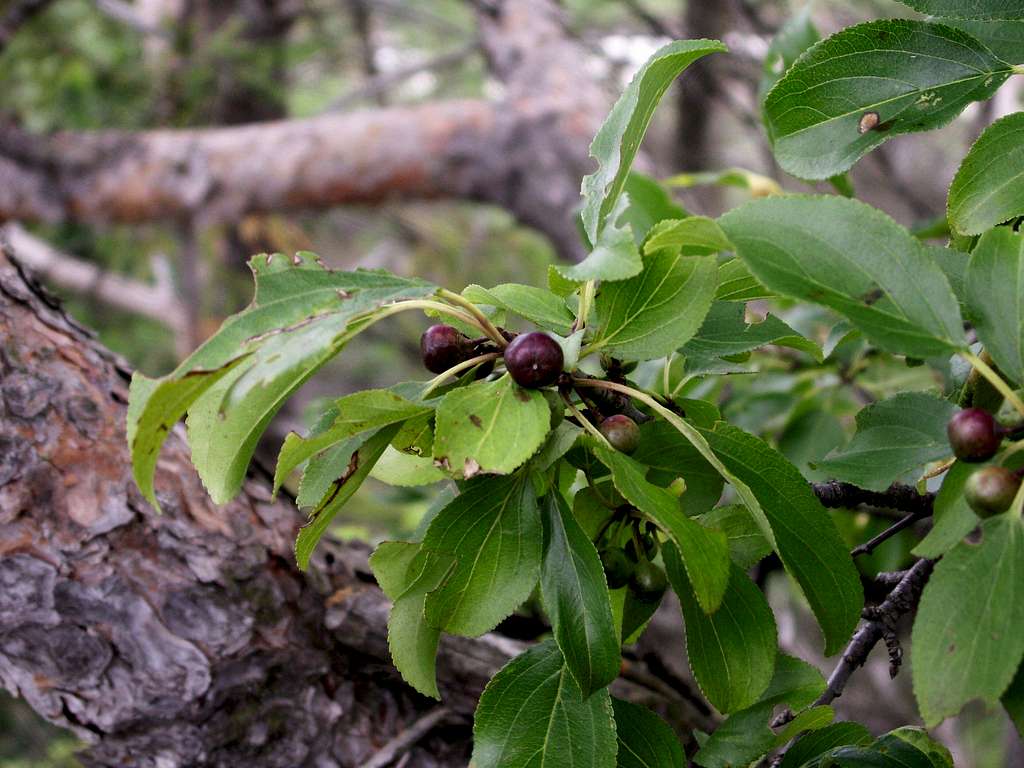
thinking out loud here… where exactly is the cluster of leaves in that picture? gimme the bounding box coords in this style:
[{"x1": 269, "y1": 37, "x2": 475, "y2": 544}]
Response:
[{"x1": 128, "y1": 1, "x2": 1024, "y2": 765}]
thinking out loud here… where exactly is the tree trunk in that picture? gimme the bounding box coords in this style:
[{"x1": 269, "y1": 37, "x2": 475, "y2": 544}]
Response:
[{"x1": 0, "y1": 246, "x2": 712, "y2": 765}]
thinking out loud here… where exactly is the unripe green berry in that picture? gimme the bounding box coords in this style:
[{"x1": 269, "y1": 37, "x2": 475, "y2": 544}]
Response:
[
  {"x1": 629, "y1": 560, "x2": 667, "y2": 600},
  {"x1": 600, "y1": 548, "x2": 635, "y2": 589},
  {"x1": 600, "y1": 414, "x2": 640, "y2": 454},
  {"x1": 965, "y1": 466, "x2": 1020, "y2": 517}
]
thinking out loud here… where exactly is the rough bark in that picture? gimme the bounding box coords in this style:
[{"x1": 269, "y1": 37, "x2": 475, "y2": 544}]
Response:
[
  {"x1": 0, "y1": 0, "x2": 601, "y2": 261},
  {"x1": 0, "y1": 246, "x2": 711, "y2": 765}
]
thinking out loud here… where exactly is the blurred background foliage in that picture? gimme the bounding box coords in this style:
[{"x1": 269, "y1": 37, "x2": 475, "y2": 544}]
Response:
[{"x1": 1, "y1": 0, "x2": 1021, "y2": 764}]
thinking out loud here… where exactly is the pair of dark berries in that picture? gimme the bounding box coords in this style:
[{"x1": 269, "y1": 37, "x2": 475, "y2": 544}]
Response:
[
  {"x1": 421, "y1": 325, "x2": 564, "y2": 388},
  {"x1": 947, "y1": 408, "x2": 1022, "y2": 516}
]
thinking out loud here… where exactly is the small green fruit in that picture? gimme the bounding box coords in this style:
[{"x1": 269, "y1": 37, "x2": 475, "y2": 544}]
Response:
[
  {"x1": 629, "y1": 560, "x2": 667, "y2": 600},
  {"x1": 600, "y1": 414, "x2": 640, "y2": 454},
  {"x1": 965, "y1": 466, "x2": 1020, "y2": 517},
  {"x1": 600, "y1": 548, "x2": 635, "y2": 589}
]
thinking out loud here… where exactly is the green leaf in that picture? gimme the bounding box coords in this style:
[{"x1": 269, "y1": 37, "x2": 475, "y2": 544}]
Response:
[
  {"x1": 370, "y1": 446, "x2": 446, "y2": 486},
  {"x1": 421, "y1": 474, "x2": 542, "y2": 636},
  {"x1": 462, "y1": 283, "x2": 575, "y2": 335},
  {"x1": 632, "y1": 420, "x2": 725, "y2": 516},
  {"x1": 592, "y1": 251, "x2": 717, "y2": 361},
  {"x1": 720, "y1": 195, "x2": 966, "y2": 358},
  {"x1": 898, "y1": 0, "x2": 1024, "y2": 20},
  {"x1": 887, "y1": 728, "x2": 954, "y2": 768},
  {"x1": 665, "y1": 168, "x2": 783, "y2": 198},
  {"x1": 695, "y1": 654, "x2": 826, "y2": 768},
  {"x1": 274, "y1": 388, "x2": 431, "y2": 494},
  {"x1": 1003, "y1": 662, "x2": 1024, "y2": 737},
  {"x1": 912, "y1": 515, "x2": 1024, "y2": 726},
  {"x1": 665, "y1": 543, "x2": 776, "y2": 713},
  {"x1": 560, "y1": 195, "x2": 645, "y2": 282},
  {"x1": 433, "y1": 374, "x2": 550, "y2": 478},
  {"x1": 594, "y1": 445, "x2": 731, "y2": 613},
  {"x1": 127, "y1": 253, "x2": 434, "y2": 509},
  {"x1": 758, "y1": 6, "x2": 820, "y2": 108},
  {"x1": 540, "y1": 492, "x2": 620, "y2": 696},
  {"x1": 643, "y1": 217, "x2": 734, "y2": 256},
  {"x1": 681, "y1": 302, "x2": 821, "y2": 372},
  {"x1": 779, "y1": 722, "x2": 873, "y2": 768},
  {"x1": 764, "y1": 20, "x2": 1011, "y2": 180},
  {"x1": 814, "y1": 393, "x2": 957, "y2": 491},
  {"x1": 941, "y1": 19, "x2": 1024, "y2": 63},
  {"x1": 715, "y1": 258, "x2": 776, "y2": 302},
  {"x1": 773, "y1": 706, "x2": 834, "y2": 747},
  {"x1": 621, "y1": 172, "x2": 689, "y2": 243},
  {"x1": 965, "y1": 227, "x2": 1024, "y2": 383},
  {"x1": 369, "y1": 541, "x2": 456, "y2": 699},
  {"x1": 472, "y1": 640, "x2": 617, "y2": 768},
  {"x1": 612, "y1": 698, "x2": 684, "y2": 768},
  {"x1": 581, "y1": 39, "x2": 727, "y2": 244},
  {"x1": 295, "y1": 424, "x2": 400, "y2": 569},
  {"x1": 914, "y1": 460, "x2": 979, "y2": 557},
  {"x1": 812, "y1": 731, "x2": 952, "y2": 768},
  {"x1": 949, "y1": 113, "x2": 1024, "y2": 236},
  {"x1": 699, "y1": 504, "x2": 773, "y2": 569},
  {"x1": 702, "y1": 422, "x2": 863, "y2": 655}
]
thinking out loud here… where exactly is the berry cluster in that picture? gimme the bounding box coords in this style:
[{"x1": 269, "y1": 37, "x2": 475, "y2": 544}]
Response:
[
  {"x1": 946, "y1": 408, "x2": 1023, "y2": 516},
  {"x1": 598, "y1": 514, "x2": 666, "y2": 599},
  {"x1": 420, "y1": 325, "x2": 642, "y2": 455}
]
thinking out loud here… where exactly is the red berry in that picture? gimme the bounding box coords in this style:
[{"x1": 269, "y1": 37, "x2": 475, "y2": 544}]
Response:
[
  {"x1": 503, "y1": 332, "x2": 564, "y2": 388},
  {"x1": 947, "y1": 408, "x2": 1002, "y2": 462},
  {"x1": 600, "y1": 415, "x2": 640, "y2": 454},
  {"x1": 420, "y1": 324, "x2": 470, "y2": 374},
  {"x1": 965, "y1": 466, "x2": 1020, "y2": 517}
]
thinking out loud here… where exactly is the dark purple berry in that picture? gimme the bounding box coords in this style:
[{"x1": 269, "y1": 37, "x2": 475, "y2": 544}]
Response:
[
  {"x1": 503, "y1": 332, "x2": 564, "y2": 388},
  {"x1": 948, "y1": 408, "x2": 1002, "y2": 462},
  {"x1": 600, "y1": 415, "x2": 640, "y2": 454},
  {"x1": 420, "y1": 324, "x2": 470, "y2": 374},
  {"x1": 600, "y1": 548, "x2": 635, "y2": 589},
  {"x1": 628, "y1": 560, "x2": 667, "y2": 600},
  {"x1": 965, "y1": 466, "x2": 1020, "y2": 517}
]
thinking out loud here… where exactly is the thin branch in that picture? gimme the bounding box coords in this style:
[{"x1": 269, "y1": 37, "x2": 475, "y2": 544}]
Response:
[
  {"x1": 0, "y1": 222, "x2": 187, "y2": 336},
  {"x1": 850, "y1": 509, "x2": 930, "y2": 558},
  {"x1": 364, "y1": 707, "x2": 453, "y2": 768},
  {"x1": 812, "y1": 481, "x2": 935, "y2": 517},
  {"x1": 770, "y1": 558, "x2": 935, "y2": 748},
  {"x1": 818, "y1": 558, "x2": 935, "y2": 706},
  {"x1": 328, "y1": 42, "x2": 478, "y2": 111}
]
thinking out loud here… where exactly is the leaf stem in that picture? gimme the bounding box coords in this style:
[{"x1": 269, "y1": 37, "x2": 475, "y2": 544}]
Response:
[
  {"x1": 422, "y1": 352, "x2": 500, "y2": 396},
  {"x1": 961, "y1": 350, "x2": 1024, "y2": 418},
  {"x1": 561, "y1": 390, "x2": 612, "y2": 447},
  {"x1": 574, "y1": 280, "x2": 596, "y2": 333},
  {"x1": 437, "y1": 289, "x2": 508, "y2": 347},
  {"x1": 376, "y1": 298, "x2": 483, "y2": 330}
]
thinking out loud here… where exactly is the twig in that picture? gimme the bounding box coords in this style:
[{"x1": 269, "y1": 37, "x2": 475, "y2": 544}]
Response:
[
  {"x1": 812, "y1": 481, "x2": 935, "y2": 516},
  {"x1": 328, "y1": 43, "x2": 479, "y2": 111},
  {"x1": 850, "y1": 509, "x2": 931, "y2": 558},
  {"x1": 770, "y1": 558, "x2": 935, "y2": 741},
  {"x1": 363, "y1": 706, "x2": 452, "y2": 768}
]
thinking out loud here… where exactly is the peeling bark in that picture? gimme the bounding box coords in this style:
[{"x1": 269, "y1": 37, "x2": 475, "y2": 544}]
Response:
[
  {"x1": 0, "y1": 0, "x2": 601, "y2": 261},
  {"x1": 0, "y1": 246, "x2": 711, "y2": 765}
]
